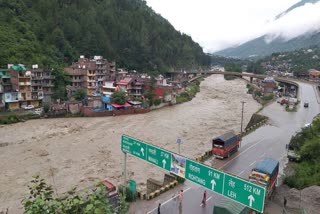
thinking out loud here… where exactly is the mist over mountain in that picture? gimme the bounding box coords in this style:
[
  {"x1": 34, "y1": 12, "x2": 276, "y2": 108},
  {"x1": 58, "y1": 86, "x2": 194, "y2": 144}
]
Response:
[{"x1": 216, "y1": 0, "x2": 320, "y2": 58}]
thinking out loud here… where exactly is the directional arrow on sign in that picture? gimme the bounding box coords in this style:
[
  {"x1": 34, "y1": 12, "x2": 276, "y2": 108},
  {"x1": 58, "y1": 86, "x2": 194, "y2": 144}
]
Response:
[
  {"x1": 248, "y1": 195, "x2": 255, "y2": 207},
  {"x1": 141, "y1": 148, "x2": 144, "y2": 156},
  {"x1": 162, "y1": 159, "x2": 166, "y2": 168},
  {"x1": 211, "y1": 179, "x2": 216, "y2": 190}
]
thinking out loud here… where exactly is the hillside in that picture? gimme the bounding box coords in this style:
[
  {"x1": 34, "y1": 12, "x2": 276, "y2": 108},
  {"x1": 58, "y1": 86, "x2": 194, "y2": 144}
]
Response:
[
  {"x1": 215, "y1": 32, "x2": 320, "y2": 59},
  {"x1": 215, "y1": 0, "x2": 320, "y2": 59},
  {"x1": 0, "y1": 0, "x2": 210, "y2": 72}
]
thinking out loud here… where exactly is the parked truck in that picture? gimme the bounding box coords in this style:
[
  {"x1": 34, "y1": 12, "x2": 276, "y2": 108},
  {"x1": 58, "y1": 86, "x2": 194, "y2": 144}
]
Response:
[
  {"x1": 248, "y1": 158, "x2": 279, "y2": 199},
  {"x1": 212, "y1": 131, "x2": 240, "y2": 159}
]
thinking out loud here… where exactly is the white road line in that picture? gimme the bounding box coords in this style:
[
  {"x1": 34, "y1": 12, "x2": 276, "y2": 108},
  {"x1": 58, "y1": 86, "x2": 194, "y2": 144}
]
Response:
[
  {"x1": 147, "y1": 187, "x2": 191, "y2": 214},
  {"x1": 237, "y1": 170, "x2": 245, "y2": 176},
  {"x1": 199, "y1": 195, "x2": 213, "y2": 207},
  {"x1": 249, "y1": 161, "x2": 256, "y2": 166},
  {"x1": 219, "y1": 139, "x2": 265, "y2": 169},
  {"x1": 261, "y1": 153, "x2": 266, "y2": 157}
]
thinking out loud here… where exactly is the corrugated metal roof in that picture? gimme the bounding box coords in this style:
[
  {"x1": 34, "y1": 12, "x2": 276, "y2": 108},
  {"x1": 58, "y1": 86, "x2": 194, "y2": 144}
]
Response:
[
  {"x1": 214, "y1": 131, "x2": 237, "y2": 142},
  {"x1": 255, "y1": 158, "x2": 279, "y2": 175},
  {"x1": 213, "y1": 198, "x2": 248, "y2": 214}
]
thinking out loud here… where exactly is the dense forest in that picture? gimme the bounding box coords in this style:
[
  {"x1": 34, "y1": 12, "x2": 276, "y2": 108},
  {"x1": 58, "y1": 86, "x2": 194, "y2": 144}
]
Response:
[{"x1": 0, "y1": 0, "x2": 210, "y2": 73}]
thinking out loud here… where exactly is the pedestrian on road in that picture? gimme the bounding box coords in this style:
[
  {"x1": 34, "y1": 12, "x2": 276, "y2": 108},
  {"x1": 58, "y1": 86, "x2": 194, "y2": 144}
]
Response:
[
  {"x1": 201, "y1": 190, "x2": 207, "y2": 207},
  {"x1": 284, "y1": 196, "x2": 287, "y2": 208},
  {"x1": 178, "y1": 189, "x2": 183, "y2": 205},
  {"x1": 158, "y1": 203, "x2": 161, "y2": 214}
]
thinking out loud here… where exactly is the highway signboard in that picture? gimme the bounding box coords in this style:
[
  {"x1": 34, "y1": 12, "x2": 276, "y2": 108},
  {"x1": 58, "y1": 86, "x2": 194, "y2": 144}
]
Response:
[
  {"x1": 146, "y1": 144, "x2": 171, "y2": 171},
  {"x1": 185, "y1": 159, "x2": 225, "y2": 194},
  {"x1": 121, "y1": 134, "x2": 266, "y2": 212},
  {"x1": 223, "y1": 173, "x2": 265, "y2": 212},
  {"x1": 121, "y1": 135, "x2": 147, "y2": 160}
]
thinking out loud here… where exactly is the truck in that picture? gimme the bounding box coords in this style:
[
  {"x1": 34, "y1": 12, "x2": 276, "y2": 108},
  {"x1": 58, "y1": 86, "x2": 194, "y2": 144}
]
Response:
[
  {"x1": 213, "y1": 198, "x2": 249, "y2": 214},
  {"x1": 212, "y1": 131, "x2": 240, "y2": 159},
  {"x1": 248, "y1": 158, "x2": 279, "y2": 199}
]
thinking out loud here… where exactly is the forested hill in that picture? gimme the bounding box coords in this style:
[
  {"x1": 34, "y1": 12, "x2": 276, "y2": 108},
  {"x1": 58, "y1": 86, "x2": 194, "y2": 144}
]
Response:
[{"x1": 0, "y1": 0, "x2": 210, "y2": 72}]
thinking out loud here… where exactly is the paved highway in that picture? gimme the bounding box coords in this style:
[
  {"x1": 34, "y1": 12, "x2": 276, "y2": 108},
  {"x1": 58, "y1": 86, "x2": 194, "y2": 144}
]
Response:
[{"x1": 145, "y1": 82, "x2": 319, "y2": 214}]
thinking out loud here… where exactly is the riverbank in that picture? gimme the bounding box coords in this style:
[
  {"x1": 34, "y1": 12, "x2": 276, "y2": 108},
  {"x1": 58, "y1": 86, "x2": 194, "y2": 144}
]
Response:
[{"x1": 0, "y1": 75, "x2": 261, "y2": 212}]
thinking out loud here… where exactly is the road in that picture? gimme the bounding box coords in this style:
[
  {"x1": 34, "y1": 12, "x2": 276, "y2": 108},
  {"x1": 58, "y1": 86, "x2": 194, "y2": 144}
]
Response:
[{"x1": 146, "y1": 82, "x2": 320, "y2": 214}]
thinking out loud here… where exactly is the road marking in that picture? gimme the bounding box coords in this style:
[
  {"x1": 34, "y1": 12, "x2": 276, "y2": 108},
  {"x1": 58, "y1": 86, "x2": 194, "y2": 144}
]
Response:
[
  {"x1": 249, "y1": 161, "x2": 256, "y2": 166},
  {"x1": 237, "y1": 170, "x2": 245, "y2": 176},
  {"x1": 199, "y1": 195, "x2": 213, "y2": 207},
  {"x1": 261, "y1": 153, "x2": 266, "y2": 157},
  {"x1": 219, "y1": 139, "x2": 265, "y2": 170},
  {"x1": 147, "y1": 187, "x2": 191, "y2": 214}
]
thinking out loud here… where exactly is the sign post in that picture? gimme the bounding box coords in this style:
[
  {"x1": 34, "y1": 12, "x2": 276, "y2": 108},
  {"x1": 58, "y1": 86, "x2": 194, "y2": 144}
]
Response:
[
  {"x1": 223, "y1": 174, "x2": 265, "y2": 212},
  {"x1": 121, "y1": 134, "x2": 266, "y2": 213}
]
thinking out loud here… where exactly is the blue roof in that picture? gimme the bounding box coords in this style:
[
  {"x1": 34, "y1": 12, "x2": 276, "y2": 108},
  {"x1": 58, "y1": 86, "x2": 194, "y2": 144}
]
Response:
[{"x1": 255, "y1": 158, "x2": 279, "y2": 175}]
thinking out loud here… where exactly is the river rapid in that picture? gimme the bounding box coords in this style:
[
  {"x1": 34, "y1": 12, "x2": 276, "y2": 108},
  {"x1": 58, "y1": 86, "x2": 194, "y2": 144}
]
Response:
[{"x1": 0, "y1": 75, "x2": 261, "y2": 212}]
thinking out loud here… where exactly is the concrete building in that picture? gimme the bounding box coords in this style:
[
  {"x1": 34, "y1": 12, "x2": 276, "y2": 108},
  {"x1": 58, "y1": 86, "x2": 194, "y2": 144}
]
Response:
[
  {"x1": 260, "y1": 76, "x2": 277, "y2": 95},
  {"x1": 65, "y1": 56, "x2": 117, "y2": 97},
  {"x1": 308, "y1": 69, "x2": 320, "y2": 82}
]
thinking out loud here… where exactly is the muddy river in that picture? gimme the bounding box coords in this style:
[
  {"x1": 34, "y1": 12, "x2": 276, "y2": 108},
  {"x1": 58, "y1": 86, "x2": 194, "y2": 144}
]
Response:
[{"x1": 0, "y1": 75, "x2": 261, "y2": 212}]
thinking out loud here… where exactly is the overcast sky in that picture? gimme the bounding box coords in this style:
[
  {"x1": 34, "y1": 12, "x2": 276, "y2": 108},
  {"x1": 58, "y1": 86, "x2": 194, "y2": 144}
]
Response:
[{"x1": 145, "y1": 0, "x2": 320, "y2": 53}]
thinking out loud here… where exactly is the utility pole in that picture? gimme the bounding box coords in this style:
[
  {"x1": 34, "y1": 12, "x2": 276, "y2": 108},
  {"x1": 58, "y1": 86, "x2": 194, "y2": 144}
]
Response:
[
  {"x1": 123, "y1": 151, "x2": 127, "y2": 195},
  {"x1": 240, "y1": 101, "x2": 246, "y2": 137}
]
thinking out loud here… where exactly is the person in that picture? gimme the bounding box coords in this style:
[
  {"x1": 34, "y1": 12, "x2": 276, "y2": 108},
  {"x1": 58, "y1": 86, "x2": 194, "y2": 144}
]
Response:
[
  {"x1": 284, "y1": 196, "x2": 287, "y2": 208},
  {"x1": 201, "y1": 190, "x2": 207, "y2": 207},
  {"x1": 178, "y1": 189, "x2": 183, "y2": 205},
  {"x1": 158, "y1": 203, "x2": 161, "y2": 214}
]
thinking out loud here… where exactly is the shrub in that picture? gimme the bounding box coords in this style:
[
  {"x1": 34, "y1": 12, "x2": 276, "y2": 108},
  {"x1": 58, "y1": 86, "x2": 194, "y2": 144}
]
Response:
[{"x1": 154, "y1": 99, "x2": 162, "y2": 106}]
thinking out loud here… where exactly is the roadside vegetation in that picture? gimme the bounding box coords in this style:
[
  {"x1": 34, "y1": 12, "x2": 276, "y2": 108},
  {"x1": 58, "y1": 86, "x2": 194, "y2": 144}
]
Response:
[
  {"x1": 284, "y1": 115, "x2": 320, "y2": 189},
  {"x1": 176, "y1": 79, "x2": 201, "y2": 104},
  {"x1": 22, "y1": 175, "x2": 128, "y2": 214},
  {"x1": 0, "y1": 113, "x2": 40, "y2": 124},
  {"x1": 246, "y1": 84, "x2": 275, "y2": 105}
]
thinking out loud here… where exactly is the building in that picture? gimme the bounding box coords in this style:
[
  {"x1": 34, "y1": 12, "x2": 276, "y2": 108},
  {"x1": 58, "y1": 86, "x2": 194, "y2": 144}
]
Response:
[
  {"x1": 30, "y1": 65, "x2": 44, "y2": 104},
  {"x1": 42, "y1": 68, "x2": 55, "y2": 103},
  {"x1": 116, "y1": 76, "x2": 145, "y2": 98},
  {"x1": 308, "y1": 69, "x2": 320, "y2": 82},
  {"x1": 260, "y1": 77, "x2": 277, "y2": 95},
  {"x1": 65, "y1": 56, "x2": 117, "y2": 97},
  {"x1": 0, "y1": 68, "x2": 11, "y2": 92},
  {"x1": 102, "y1": 81, "x2": 117, "y2": 96}
]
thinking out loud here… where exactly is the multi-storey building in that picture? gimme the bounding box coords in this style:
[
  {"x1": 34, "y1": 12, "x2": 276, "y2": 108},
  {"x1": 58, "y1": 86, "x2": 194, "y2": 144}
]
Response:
[
  {"x1": 10, "y1": 64, "x2": 32, "y2": 104},
  {"x1": 42, "y1": 69, "x2": 55, "y2": 103},
  {"x1": 65, "y1": 56, "x2": 117, "y2": 97},
  {"x1": 30, "y1": 65, "x2": 44, "y2": 102},
  {"x1": 0, "y1": 68, "x2": 12, "y2": 92}
]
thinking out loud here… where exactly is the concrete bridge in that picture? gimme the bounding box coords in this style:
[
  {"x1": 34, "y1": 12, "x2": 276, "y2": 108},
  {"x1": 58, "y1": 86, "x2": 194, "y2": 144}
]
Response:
[{"x1": 166, "y1": 70, "x2": 298, "y2": 88}]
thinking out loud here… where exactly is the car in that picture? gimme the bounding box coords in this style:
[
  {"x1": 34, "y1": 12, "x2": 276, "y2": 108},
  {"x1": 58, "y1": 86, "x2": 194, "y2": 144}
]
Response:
[
  {"x1": 22, "y1": 105, "x2": 35, "y2": 110},
  {"x1": 303, "y1": 101, "x2": 309, "y2": 108},
  {"x1": 33, "y1": 108, "x2": 43, "y2": 115}
]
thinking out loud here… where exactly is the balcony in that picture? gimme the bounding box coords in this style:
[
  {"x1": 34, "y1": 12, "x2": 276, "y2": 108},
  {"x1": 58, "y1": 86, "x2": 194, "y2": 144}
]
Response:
[
  {"x1": 42, "y1": 83, "x2": 54, "y2": 87},
  {"x1": 43, "y1": 75, "x2": 54, "y2": 79},
  {"x1": 87, "y1": 72, "x2": 95, "y2": 77},
  {"x1": 32, "y1": 76, "x2": 43, "y2": 80}
]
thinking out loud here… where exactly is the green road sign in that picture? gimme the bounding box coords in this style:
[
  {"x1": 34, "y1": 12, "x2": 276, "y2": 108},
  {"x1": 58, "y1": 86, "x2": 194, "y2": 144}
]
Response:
[
  {"x1": 121, "y1": 135, "x2": 147, "y2": 160},
  {"x1": 121, "y1": 135, "x2": 266, "y2": 213},
  {"x1": 223, "y1": 174, "x2": 266, "y2": 213},
  {"x1": 185, "y1": 160, "x2": 225, "y2": 194},
  {"x1": 146, "y1": 144, "x2": 171, "y2": 171}
]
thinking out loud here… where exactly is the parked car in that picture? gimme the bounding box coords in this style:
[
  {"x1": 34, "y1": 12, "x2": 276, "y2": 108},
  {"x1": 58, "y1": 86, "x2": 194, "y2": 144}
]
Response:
[
  {"x1": 304, "y1": 100, "x2": 309, "y2": 108},
  {"x1": 33, "y1": 108, "x2": 43, "y2": 115},
  {"x1": 22, "y1": 105, "x2": 35, "y2": 110}
]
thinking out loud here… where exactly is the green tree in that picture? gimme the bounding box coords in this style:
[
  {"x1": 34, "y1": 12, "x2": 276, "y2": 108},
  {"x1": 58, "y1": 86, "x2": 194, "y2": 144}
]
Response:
[
  {"x1": 74, "y1": 89, "x2": 86, "y2": 101},
  {"x1": 22, "y1": 175, "x2": 127, "y2": 213},
  {"x1": 111, "y1": 91, "x2": 127, "y2": 105},
  {"x1": 52, "y1": 66, "x2": 70, "y2": 102}
]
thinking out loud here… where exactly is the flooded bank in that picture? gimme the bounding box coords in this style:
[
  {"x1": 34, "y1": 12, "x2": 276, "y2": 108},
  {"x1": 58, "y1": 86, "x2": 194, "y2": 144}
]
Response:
[{"x1": 0, "y1": 75, "x2": 261, "y2": 211}]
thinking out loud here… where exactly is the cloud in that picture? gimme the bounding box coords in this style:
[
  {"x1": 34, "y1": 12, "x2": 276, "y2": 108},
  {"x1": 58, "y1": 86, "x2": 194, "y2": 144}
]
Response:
[
  {"x1": 264, "y1": 2, "x2": 320, "y2": 42},
  {"x1": 145, "y1": 0, "x2": 302, "y2": 52}
]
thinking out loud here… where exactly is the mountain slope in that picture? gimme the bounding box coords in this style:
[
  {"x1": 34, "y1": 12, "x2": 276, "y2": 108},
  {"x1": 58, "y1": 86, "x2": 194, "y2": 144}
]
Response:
[
  {"x1": 275, "y1": 0, "x2": 320, "y2": 20},
  {"x1": 215, "y1": 0, "x2": 320, "y2": 58},
  {"x1": 216, "y1": 32, "x2": 320, "y2": 58},
  {"x1": 0, "y1": 0, "x2": 210, "y2": 72}
]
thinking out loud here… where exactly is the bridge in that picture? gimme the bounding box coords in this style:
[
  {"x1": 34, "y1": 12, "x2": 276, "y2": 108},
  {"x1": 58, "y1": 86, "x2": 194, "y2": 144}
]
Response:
[{"x1": 166, "y1": 70, "x2": 298, "y2": 88}]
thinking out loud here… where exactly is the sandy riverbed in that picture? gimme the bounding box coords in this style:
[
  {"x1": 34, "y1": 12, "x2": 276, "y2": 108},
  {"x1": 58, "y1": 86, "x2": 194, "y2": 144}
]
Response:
[{"x1": 0, "y1": 75, "x2": 261, "y2": 212}]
